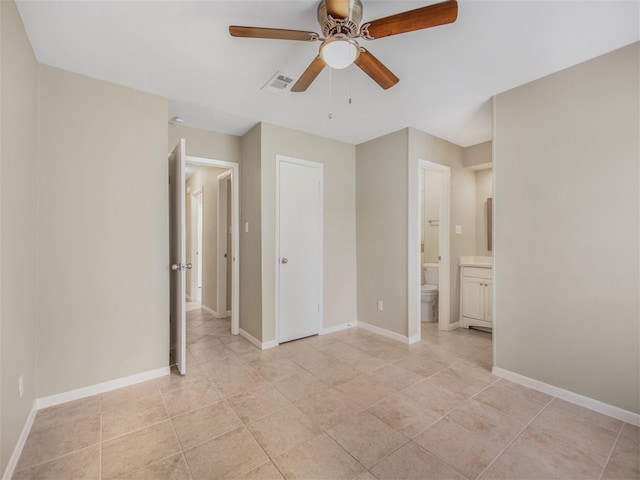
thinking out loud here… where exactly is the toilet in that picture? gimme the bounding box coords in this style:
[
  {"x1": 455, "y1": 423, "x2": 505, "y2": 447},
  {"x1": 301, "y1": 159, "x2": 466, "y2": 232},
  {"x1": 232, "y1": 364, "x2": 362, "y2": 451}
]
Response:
[{"x1": 421, "y1": 264, "x2": 439, "y2": 322}]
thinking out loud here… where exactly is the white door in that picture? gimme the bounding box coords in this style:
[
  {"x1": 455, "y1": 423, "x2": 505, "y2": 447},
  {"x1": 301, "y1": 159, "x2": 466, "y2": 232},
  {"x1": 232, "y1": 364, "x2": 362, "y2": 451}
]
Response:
[
  {"x1": 278, "y1": 158, "x2": 322, "y2": 343},
  {"x1": 169, "y1": 139, "x2": 187, "y2": 375}
]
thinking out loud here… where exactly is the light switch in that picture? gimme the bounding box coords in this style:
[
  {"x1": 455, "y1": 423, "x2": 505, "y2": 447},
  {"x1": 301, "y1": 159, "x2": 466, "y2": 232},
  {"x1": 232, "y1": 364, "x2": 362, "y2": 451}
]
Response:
[
  {"x1": 455, "y1": 225, "x2": 462, "y2": 235},
  {"x1": 377, "y1": 300, "x2": 384, "y2": 311},
  {"x1": 245, "y1": 222, "x2": 249, "y2": 233}
]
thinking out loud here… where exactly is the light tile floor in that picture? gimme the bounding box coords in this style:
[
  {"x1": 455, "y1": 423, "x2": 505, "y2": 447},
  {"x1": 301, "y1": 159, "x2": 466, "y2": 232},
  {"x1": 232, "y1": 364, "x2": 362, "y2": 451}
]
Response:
[{"x1": 14, "y1": 308, "x2": 639, "y2": 479}]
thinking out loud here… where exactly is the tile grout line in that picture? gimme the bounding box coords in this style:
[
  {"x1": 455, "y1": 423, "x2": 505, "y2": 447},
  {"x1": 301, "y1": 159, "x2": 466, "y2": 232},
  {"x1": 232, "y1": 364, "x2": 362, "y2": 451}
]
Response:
[
  {"x1": 597, "y1": 421, "x2": 625, "y2": 480},
  {"x1": 158, "y1": 376, "x2": 196, "y2": 480},
  {"x1": 473, "y1": 397, "x2": 554, "y2": 479},
  {"x1": 224, "y1": 396, "x2": 290, "y2": 479}
]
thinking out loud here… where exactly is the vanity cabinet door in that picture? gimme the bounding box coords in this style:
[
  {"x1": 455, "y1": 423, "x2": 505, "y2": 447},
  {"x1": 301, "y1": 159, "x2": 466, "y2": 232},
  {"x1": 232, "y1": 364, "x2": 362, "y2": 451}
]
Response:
[
  {"x1": 484, "y1": 279, "x2": 493, "y2": 322},
  {"x1": 462, "y1": 277, "x2": 485, "y2": 320}
]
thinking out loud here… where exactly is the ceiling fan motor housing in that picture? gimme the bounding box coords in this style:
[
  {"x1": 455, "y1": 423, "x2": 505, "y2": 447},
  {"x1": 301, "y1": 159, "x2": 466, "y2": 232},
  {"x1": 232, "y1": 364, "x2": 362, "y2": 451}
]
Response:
[{"x1": 317, "y1": 0, "x2": 363, "y2": 38}]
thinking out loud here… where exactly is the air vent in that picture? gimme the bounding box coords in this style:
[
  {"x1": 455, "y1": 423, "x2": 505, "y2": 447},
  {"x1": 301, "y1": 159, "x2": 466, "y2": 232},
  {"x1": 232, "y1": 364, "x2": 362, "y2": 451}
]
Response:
[{"x1": 261, "y1": 71, "x2": 296, "y2": 94}]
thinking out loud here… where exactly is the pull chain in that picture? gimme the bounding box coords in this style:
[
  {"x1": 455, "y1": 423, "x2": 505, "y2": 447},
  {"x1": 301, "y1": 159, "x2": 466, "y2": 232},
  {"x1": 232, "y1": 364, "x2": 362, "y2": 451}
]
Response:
[{"x1": 328, "y1": 68, "x2": 333, "y2": 119}]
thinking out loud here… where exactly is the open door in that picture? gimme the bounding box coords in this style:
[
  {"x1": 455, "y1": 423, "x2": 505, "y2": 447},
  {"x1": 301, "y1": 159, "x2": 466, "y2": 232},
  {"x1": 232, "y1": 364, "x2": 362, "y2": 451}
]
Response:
[{"x1": 169, "y1": 139, "x2": 187, "y2": 374}]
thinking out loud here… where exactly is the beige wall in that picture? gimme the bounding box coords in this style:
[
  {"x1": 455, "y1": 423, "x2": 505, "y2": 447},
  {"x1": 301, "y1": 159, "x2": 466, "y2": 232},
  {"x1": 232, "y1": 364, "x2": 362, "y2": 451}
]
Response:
[
  {"x1": 186, "y1": 166, "x2": 230, "y2": 313},
  {"x1": 261, "y1": 123, "x2": 357, "y2": 342},
  {"x1": 356, "y1": 130, "x2": 409, "y2": 335},
  {"x1": 239, "y1": 124, "x2": 263, "y2": 340},
  {"x1": 0, "y1": 1, "x2": 39, "y2": 472},
  {"x1": 463, "y1": 141, "x2": 492, "y2": 169},
  {"x1": 475, "y1": 169, "x2": 493, "y2": 257},
  {"x1": 494, "y1": 43, "x2": 639, "y2": 413},
  {"x1": 409, "y1": 127, "x2": 477, "y2": 328},
  {"x1": 169, "y1": 124, "x2": 241, "y2": 163},
  {"x1": 37, "y1": 66, "x2": 169, "y2": 397}
]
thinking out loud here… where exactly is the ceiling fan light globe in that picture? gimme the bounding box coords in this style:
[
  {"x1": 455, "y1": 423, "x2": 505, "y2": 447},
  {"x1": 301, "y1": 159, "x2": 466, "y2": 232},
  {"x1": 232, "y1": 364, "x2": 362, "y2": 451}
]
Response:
[{"x1": 320, "y1": 38, "x2": 360, "y2": 69}]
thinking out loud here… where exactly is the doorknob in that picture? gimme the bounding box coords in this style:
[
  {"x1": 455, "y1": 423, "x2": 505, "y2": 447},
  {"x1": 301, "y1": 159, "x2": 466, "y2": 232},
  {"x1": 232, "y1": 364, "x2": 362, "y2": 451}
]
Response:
[
  {"x1": 171, "y1": 264, "x2": 181, "y2": 271},
  {"x1": 185, "y1": 263, "x2": 192, "y2": 270},
  {"x1": 281, "y1": 258, "x2": 288, "y2": 264}
]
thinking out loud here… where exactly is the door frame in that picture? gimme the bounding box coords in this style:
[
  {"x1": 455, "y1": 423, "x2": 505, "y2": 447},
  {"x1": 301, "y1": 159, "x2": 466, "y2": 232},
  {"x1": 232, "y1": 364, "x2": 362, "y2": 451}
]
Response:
[
  {"x1": 217, "y1": 170, "x2": 231, "y2": 318},
  {"x1": 408, "y1": 159, "x2": 452, "y2": 341},
  {"x1": 274, "y1": 154, "x2": 323, "y2": 345},
  {"x1": 185, "y1": 156, "x2": 240, "y2": 336},
  {"x1": 192, "y1": 189, "x2": 203, "y2": 304}
]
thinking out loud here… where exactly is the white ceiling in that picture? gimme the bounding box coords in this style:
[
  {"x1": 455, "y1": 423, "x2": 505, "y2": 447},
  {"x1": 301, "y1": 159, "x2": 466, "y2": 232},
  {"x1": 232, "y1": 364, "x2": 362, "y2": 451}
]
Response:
[{"x1": 16, "y1": 1, "x2": 639, "y2": 147}]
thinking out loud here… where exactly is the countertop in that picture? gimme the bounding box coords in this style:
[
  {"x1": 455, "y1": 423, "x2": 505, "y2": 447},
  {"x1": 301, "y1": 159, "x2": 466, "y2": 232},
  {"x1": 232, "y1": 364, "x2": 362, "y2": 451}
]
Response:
[{"x1": 459, "y1": 256, "x2": 493, "y2": 268}]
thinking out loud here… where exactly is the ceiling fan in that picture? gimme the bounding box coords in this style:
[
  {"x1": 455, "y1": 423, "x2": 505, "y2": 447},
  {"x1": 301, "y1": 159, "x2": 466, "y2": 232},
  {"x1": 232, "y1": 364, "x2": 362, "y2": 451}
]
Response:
[{"x1": 229, "y1": 0, "x2": 458, "y2": 92}]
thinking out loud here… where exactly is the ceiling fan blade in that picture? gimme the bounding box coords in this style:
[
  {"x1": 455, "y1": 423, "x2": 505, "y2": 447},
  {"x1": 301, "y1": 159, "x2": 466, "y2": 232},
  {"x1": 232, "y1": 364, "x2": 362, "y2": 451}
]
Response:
[
  {"x1": 229, "y1": 26, "x2": 319, "y2": 42},
  {"x1": 325, "y1": 0, "x2": 350, "y2": 19},
  {"x1": 291, "y1": 56, "x2": 326, "y2": 92},
  {"x1": 361, "y1": 0, "x2": 458, "y2": 40},
  {"x1": 354, "y1": 48, "x2": 399, "y2": 90}
]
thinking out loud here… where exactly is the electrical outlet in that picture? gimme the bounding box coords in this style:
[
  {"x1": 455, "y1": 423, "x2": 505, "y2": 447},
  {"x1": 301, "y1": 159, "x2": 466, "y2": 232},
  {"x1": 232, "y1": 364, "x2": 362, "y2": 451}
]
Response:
[
  {"x1": 377, "y1": 300, "x2": 384, "y2": 311},
  {"x1": 18, "y1": 374, "x2": 24, "y2": 398}
]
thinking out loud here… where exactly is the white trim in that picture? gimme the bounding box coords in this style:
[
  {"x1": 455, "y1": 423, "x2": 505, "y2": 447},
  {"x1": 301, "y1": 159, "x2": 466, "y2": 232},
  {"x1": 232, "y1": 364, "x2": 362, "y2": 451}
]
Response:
[
  {"x1": 492, "y1": 367, "x2": 640, "y2": 427},
  {"x1": 491, "y1": 95, "x2": 498, "y2": 370},
  {"x1": 37, "y1": 367, "x2": 170, "y2": 410},
  {"x1": 201, "y1": 304, "x2": 218, "y2": 318},
  {"x1": 2, "y1": 401, "x2": 37, "y2": 480},
  {"x1": 217, "y1": 172, "x2": 229, "y2": 319},
  {"x1": 408, "y1": 334, "x2": 422, "y2": 344},
  {"x1": 185, "y1": 155, "x2": 240, "y2": 336},
  {"x1": 261, "y1": 340, "x2": 278, "y2": 350},
  {"x1": 274, "y1": 155, "x2": 324, "y2": 344},
  {"x1": 410, "y1": 160, "x2": 452, "y2": 343},
  {"x1": 239, "y1": 328, "x2": 278, "y2": 350},
  {"x1": 320, "y1": 322, "x2": 356, "y2": 335},
  {"x1": 358, "y1": 321, "x2": 412, "y2": 344}
]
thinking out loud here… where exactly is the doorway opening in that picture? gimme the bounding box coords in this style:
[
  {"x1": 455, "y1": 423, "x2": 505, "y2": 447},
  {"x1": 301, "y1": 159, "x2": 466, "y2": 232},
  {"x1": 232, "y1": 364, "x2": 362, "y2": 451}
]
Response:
[
  {"x1": 408, "y1": 159, "x2": 451, "y2": 342},
  {"x1": 169, "y1": 139, "x2": 240, "y2": 375},
  {"x1": 184, "y1": 158, "x2": 239, "y2": 334}
]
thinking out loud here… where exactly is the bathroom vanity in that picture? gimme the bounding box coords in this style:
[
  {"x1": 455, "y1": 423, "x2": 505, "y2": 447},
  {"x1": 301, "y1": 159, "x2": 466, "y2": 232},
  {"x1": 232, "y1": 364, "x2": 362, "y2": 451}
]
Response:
[{"x1": 459, "y1": 256, "x2": 493, "y2": 329}]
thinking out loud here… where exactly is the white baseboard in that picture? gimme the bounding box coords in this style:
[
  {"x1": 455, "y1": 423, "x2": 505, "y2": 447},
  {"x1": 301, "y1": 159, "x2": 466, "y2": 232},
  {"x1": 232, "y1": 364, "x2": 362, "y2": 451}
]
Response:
[
  {"x1": 239, "y1": 328, "x2": 277, "y2": 350},
  {"x1": 201, "y1": 305, "x2": 218, "y2": 318},
  {"x1": 2, "y1": 401, "x2": 37, "y2": 480},
  {"x1": 320, "y1": 322, "x2": 356, "y2": 335},
  {"x1": 37, "y1": 366, "x2": 170, "y2": 410},
  {"x1": 408, "y1": 334, "x2": 422, "y2": 344},
  {"x1": 357, "y1": 321, "x2": 412, "y2": 344},
  {"x1": 492, "y1": 367, "x2": 640, "y2": 427}
]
